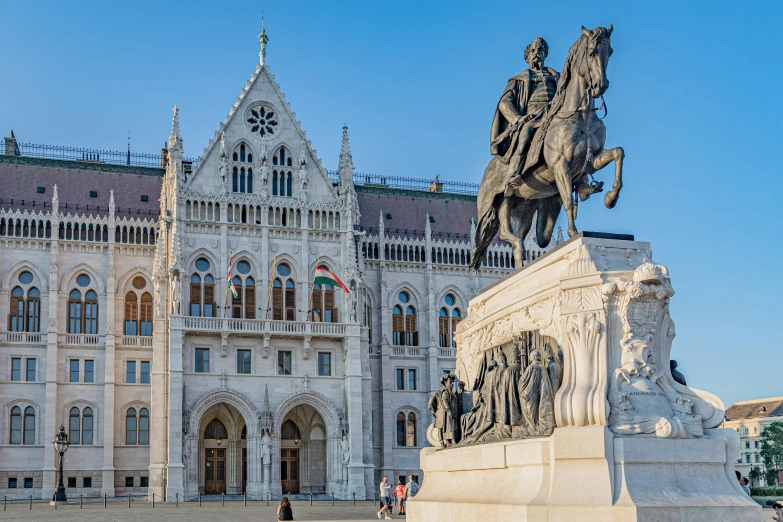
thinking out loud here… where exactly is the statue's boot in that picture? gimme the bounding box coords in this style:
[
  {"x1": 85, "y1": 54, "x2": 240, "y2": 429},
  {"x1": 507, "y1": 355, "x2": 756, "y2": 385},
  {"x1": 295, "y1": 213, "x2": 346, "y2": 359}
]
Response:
[{"x1": 578, "y1": 180, "x2": 604, "y2": 201}]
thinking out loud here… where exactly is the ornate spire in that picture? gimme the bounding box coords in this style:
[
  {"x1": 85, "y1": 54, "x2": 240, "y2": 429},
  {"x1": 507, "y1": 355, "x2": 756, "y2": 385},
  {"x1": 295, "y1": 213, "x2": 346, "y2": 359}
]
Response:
[
  {"x1": 469, "y1": 218, "x2": 476, "y2": 248},
  {"x1": 259, "y1": 16, "x2": 269, "y2": 66},
  {"x1": 378, "y1": 210, "x2": 385, "y2": 238},
  {"x1": 169, "y1": 106, "x2": 182, "y2": 151},
  {"x1": 425, "y1": 214, "x2": 432, "y2": 240},
  {"x1": 260, "y1": 384, "x2": 273, "y2": 433},
  {"x1": 51, "y1": 184, "x2": 59, "y2": 216},
  {"x1": 338, "y1": 125, "x2": 355, "y2": 191},
  {"x1": 109, "y1": 189, "x2": 115, "y2": 217}
]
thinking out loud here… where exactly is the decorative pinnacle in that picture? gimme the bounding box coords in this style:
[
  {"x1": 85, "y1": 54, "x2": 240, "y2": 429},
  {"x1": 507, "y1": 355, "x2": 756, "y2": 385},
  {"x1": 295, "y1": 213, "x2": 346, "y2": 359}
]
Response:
[
  {"x1": 425, "y1": 214, "x2": 432, "y2": 237},
  {"x1": 259, "y1": 16, "x2": 269, "y2": 65},
  {"x1": 339, "y1": 124, "x2": 354, "y2": 173}
]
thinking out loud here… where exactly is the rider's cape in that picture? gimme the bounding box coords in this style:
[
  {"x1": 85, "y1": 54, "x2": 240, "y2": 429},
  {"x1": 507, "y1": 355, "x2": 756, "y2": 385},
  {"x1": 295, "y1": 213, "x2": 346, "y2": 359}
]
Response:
[{"x1": 490, "y1": 67, "x2": 559, "y2": 165}]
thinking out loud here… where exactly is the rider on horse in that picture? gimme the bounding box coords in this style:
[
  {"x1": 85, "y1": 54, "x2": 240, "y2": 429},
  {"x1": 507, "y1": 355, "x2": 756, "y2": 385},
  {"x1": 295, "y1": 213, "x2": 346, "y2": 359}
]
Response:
[{"x1": 492, "y1": 37, "x2": 602, "y2": 201}]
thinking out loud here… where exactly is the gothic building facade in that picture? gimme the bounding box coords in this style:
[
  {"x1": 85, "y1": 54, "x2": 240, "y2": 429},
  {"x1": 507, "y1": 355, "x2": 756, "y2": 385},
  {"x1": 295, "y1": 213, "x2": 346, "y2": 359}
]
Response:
[{"x1": 0, "y1": 34, "x2": 554, "y2": 500}]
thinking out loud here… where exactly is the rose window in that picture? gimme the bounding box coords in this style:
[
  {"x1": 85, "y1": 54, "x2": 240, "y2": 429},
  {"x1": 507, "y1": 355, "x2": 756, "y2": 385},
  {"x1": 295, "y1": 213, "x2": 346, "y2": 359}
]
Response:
[{"x1": 246, "y1": 106, "x2": 279, "y2": 137}]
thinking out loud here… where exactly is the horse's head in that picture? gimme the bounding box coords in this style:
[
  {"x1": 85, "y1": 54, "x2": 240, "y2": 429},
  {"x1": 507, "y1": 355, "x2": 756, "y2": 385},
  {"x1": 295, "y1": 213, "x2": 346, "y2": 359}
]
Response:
[{"x1": 580, "y1": 25, "x2": 613, "y2": 98}]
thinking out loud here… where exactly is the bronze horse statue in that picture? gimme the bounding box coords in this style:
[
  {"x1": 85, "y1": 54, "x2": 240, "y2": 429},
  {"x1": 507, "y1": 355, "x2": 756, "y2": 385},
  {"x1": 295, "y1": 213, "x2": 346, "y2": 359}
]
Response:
[{"x1": 471, "y1": 26, "x2": 624, "y2": 271}]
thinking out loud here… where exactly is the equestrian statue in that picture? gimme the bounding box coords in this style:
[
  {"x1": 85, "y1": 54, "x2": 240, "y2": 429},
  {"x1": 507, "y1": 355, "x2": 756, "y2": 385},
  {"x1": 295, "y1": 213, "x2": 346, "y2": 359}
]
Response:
[{"x1": 471, "y1": 25, "x2": 624, "y2": 271}]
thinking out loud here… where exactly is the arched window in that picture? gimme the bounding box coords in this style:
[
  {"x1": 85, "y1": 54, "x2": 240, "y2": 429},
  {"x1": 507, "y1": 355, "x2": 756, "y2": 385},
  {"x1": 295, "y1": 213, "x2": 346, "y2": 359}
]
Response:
[
  {"x1": 391, "y1": 291, "x2": 418, "y2": 346},
  {"x1": 247, "y1": 168, "x2": 253, "y2": 193},
  {"x1": 126, "y1": 408, "x2": 137, "y2": 445},
  {"x1": 240, "y1": 167, "x2": 246, "y2": 192},
  {"x1": 272, "y1": 263, "x2": 296, "y2": 321},
  {"x1": 362, "y1": 290, "x2": 372, "y2": 343},
  {"x1": 140, "y1": 292, "x2": 153, "y2": 335},
  {"x1": 232, "y1": 167, "x2": 238, "y2": 192},
  {"x1": 8, "y1": 271, "x2": 41, "y2": 332},
  {"x1": 272, "y1": 170, "x2": 278, "y2": 196},
  {"x1": 124, "y1": 291, "x2": 138, "y2": 335},
  {"x1": 68, "y1": 278, "x2": 98, "y2": 334},
  {"x1": 204, "y1": 418, "x2": 228, "y2": 440},
  {"x1": 231, "y1": 261, "x2": 255, "y2": 319},
  {"x1": 190, "y1": 259, "x2": 215, "y2": 317},
  {"x1": 311, "y1": 280, "x2": 337, "y2": 323},
  {"x1": 83, "y1": 407, "x2": 93, "y2": 445},
  {"x1": 10, "y1": 406, "x2": 22, "y2": 444},
  {"x1": 69, "y1": 407, "x2": 81, "y2": 445},
  {"x1": 286, "y1": 172, "x2": 293, "y2": 196},
  {"x1": 23, "y1": 407, "x2": 34, "y2": 445},
  {"x1": 396, "y1": 410, "x2": 417, "y2": 447},
  {"x1": 281, "y1": 420, "x2": 300, "y2": 441},
  {"x1": 126, "y1": 407, "x2": 149, "y2": 445},
  {"x1": 439, "y1": 293, "x2": 462, "y2": 348},
  {"x1": 240, "y1": 143, "x2": 246, "y2": 162}
]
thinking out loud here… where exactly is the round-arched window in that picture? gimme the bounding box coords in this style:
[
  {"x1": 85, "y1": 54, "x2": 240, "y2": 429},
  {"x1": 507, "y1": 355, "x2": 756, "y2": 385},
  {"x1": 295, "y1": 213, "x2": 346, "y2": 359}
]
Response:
[
  {"x1": 18, "y1": 271, "x2": 33, "y2": 284},
  {"x1": 195, "y1": 258, "x2": 210, "y2": 272},
  {"x1": 236, "y1": 261, "x2": 251, "y2": 275},
  {"x1": 132, "y1": 276, "x2": 146, "y2": 290},
  {"x1": 277, "y1": 263, "x2": 291, "y2": 277},
  {"x1": 76, "y1": 274, "x2": 91, "y2": 287},
  {"x1": 444, "y1": 293, "x2": 455, "y2": 306},
  {"x1": 398, "y1": 291, "x2": 410, "y2": 303}
]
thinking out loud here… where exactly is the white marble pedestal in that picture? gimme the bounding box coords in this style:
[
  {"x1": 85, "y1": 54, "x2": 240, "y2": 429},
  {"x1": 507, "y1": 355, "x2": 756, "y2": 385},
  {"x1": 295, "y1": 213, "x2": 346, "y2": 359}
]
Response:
[
  {"x1": 407, "y1": 234, "x2": 760, "y2": 522},
  {"x1": 409, "y1": 426, "x2": 758, "y2": 521}
]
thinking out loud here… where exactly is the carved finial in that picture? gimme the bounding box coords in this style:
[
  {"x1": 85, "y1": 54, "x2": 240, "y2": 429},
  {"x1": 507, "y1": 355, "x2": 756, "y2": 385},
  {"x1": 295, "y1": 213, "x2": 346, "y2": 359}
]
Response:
[
  {"x1": 52, "y1": 184, "x2": 59, "y2": 215},
  {"x1": 425, "y1": 214, "x2": 432, "y2": 239},
  {"x1": 171, "y1": 106, "x2": 181, "y2": 139},
  {"x1": 469, "y1": 218, "x2": 476, "y2": 247},
  {"x1": 338, "y1": 125, "x2": 354, "y2": 190},
  {"x1": 109, "y1": 189, "x2": 115, "y2": 214},
  {"x1": 259, "y1": 15, "x2": 269, "y2": 65},
  {"x1": 378, "y1": 210, "x2": 385, "y2": 237}
]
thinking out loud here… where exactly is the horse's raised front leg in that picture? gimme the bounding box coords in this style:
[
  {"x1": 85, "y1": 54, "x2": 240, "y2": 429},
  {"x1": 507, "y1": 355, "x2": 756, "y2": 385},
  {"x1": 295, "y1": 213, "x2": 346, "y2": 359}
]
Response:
[
  {"x1": 551, "y1": 159, "x2": 578, "y2": 237},
  {"x1": 498, "y1": 197, "x2": 527, "y2": 268},
  {"x1": 590, "y1": 147, "x2": 624, "y2": 209}
]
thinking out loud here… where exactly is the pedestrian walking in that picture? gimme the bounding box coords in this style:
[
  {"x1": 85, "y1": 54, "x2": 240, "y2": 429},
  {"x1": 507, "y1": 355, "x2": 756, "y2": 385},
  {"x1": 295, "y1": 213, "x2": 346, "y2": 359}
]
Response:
[
  {"x1": 277, "y1": 496, "x2": 294, "y2": 521},
  {"x1": 394, "y1": 479, "x2": 406, "y2": 515},
  {"x1": 377, "y1": 475, "x2": 393, "y2": 519}
]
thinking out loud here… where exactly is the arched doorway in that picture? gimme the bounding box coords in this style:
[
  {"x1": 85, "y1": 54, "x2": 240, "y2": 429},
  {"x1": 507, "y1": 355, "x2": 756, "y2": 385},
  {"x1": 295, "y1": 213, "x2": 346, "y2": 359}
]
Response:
[
  {"x1": 195, "y1": 401, "x2": 248, "y2": 495},
  {"x1": 278, "y1": 404, "x2": 328, "y2": 494}
]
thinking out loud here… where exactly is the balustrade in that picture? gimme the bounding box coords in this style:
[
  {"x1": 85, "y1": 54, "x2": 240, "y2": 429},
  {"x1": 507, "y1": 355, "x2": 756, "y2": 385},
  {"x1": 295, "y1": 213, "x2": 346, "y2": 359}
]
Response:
[
  {"x1": 61, "y1": 333, "x2": 101, "y2": 346},
  {"x1": 120, "y1": 336, "x2": 153, "y2": 347},
  {"x1": 2, "y1": 332, "x2": 45, "y2": 344},
  {"x1": 181, "y1": 317, "x2": 349, "y2": 337}
]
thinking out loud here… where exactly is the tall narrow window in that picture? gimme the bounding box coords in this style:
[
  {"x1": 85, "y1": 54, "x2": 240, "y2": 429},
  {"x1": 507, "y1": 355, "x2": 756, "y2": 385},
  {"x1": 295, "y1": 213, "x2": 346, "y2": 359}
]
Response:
[
  {"x1": 286, "y1": 172, "x2": 293, "y2": 196},
  {"x1": 317, "y1": 352, "x2": 331, "y2": 376},
  {"x1": 84, "y1": 290, "x2": 98, "y2": 334},
  {"x1": 396, "y1": 368, "x2": 405, "y2": 390},
  {"x1": 247, "y1": 168, "x2": 253, "y2": 193},
  {"x1": 69, "y1": 359, "x2": 80, "y2": 382},
  {"x1": 140, "y1": 293, "x2": 153, "y2": 335},
  {"x1": 69, "y1": 407, "x2": 81, "y2": 445},
  {"x1": 396, "y1": 412, "x2": 406, "y2": 446},
  {"x1": 10, "y1": 406, "x2": 22, "y2": 444},
  {"x1": 11, "y1": 358, "x2": 21, "y2": 381},
  {"x1": 272, "y1": 170, "x2": 278, "y2": 196},
  {"x1": 9, "y1": 287, "x2": 24, "y2": 331},
  {"x1": 140, "y1": 361, "x2": 150, "y2": 384},
  {"x1": 23, "y1": 407, "x2": 34, "y2": 445},
  {"x1": 84, "y1": 360, "x2": 94, "y2": 383},
  {"x1": 407, "y1": 412, "x2": 417, "y2": 446},
  {"x1": 190, "y1": 274, "x2": 202, "y2": 316},
  {"x1": 126, "y1": 361, "x2": 137, "y2": 384},
  {"x1": 408, "y1": 369, "x2": 417, "y2": 390},
  {"x1": 126, "y1": 408, "x2": 137, "y2": 445},
  {"x1": 190, "y1": 260, "x2": 215, "y2": 317},
  {"x1": 272, "y1": 263, "x2": 296, "y2": 321},
  {"x1": 26, "y1": 288, "x2": 40, "y2": 332},
  {"x1": 25, "y1": 359, "x2": 35, "y2": 381},
  {"x1": 405, "y1": 306, "x2": 417, "y2": 346},
  {"x1": 312, "y1": 282, "x2": 337, "y2": 323},
  {"x1": 138, "y1": 408, "x2": 149, "y2": 445},
  {"x1": 240, "y1": 167, "x2": 246, "y2": 192},
  {"x1": 439, "y1": 294, "x2": 461, "y2": 348},
  {"x1": 232, "y1": 167, "x2": 238, "y2": 192},
  {"x1": 124, "y1": 291, "x2": 138, "y2": 335},
  {"x1": 82, "y1": 408, "x2": 93, "y2": 445},
  {"x1": 68, "y1": 290, "x2": 82, "y2": 333}
]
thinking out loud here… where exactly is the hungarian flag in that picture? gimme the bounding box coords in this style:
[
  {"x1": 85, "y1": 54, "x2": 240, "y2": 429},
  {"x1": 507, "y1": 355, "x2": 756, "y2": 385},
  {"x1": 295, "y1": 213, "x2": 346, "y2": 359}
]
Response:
[
  {"x1": 227, "y1": 251, "x2": 238, "y2": 299},
  {"x1": 314, "y1": 265, "x2": 350, "y2": 293}
]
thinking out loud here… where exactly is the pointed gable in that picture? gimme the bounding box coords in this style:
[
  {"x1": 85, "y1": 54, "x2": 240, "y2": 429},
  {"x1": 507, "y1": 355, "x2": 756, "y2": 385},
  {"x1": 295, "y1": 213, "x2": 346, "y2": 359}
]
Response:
[{"x1": 186, "y1": 64, "x2": 337, "y2": 203}]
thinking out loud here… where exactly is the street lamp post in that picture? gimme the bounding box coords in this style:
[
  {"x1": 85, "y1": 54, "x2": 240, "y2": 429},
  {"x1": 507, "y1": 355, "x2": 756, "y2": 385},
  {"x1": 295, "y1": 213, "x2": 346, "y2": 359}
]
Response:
[{"x1": 52, "y1": 425, "x2": 69, "y2": 502}]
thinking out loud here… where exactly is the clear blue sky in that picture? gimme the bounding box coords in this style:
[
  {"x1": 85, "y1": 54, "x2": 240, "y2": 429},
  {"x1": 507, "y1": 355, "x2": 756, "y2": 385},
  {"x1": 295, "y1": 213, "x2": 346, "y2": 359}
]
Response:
[{"x1": 1, "y1": 1, "x2": 781, "y2": 407}]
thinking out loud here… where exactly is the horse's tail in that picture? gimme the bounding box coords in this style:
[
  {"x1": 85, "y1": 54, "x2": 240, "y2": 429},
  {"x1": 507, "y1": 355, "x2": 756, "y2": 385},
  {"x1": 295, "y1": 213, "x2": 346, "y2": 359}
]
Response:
[{"x1": 470, "y1": 195, "x2": 501, "y2": 273}]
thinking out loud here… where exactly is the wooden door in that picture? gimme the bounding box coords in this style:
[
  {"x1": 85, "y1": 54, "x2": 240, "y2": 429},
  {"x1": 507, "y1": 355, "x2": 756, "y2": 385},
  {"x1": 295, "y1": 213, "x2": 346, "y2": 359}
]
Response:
[
  {"x1": 204, "y1": 448, "x2": 226, "y2": 494},
  {"x1": 280, "y1": 448, "x2": 299, "y2": 494}
]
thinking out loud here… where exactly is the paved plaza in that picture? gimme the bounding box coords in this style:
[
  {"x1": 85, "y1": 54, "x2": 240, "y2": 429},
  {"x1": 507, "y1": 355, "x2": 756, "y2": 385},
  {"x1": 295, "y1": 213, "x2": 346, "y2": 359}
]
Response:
[
  {"x1": 0, "y1": 498, "x2": 774, "y2": 522},
  {"x1": 0, "y1": 498, "x2": 395, "y2": 521}
]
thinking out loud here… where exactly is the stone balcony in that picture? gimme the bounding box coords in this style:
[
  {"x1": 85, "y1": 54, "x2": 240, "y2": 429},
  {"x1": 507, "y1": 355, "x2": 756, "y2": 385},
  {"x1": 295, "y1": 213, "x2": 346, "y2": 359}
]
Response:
[{"x1": 174, "y1": 316, "x2": 360, "y2": 340}]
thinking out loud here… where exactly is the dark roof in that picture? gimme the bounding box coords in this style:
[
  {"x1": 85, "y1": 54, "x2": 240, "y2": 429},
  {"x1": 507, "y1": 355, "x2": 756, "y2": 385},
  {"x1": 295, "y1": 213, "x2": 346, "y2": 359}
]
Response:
[
  {"x1": 725, "y1": 398, "x2": 783, "y2": 421},
  {"x1": 0, "y1": 156, "x2": 163, "y2": 217},
  {"x1": 356, "y1": 186, "x2": 476, "y2": 240},
  {"x1": 0, "y1": 155, "x2": 478, "y2": 232}
]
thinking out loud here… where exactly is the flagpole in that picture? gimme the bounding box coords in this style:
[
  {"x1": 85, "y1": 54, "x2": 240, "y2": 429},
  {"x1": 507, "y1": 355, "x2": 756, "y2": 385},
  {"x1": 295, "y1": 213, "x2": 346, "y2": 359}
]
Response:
[
  {"x1": 223, "y1": 251, "x2": 232, "y2": 318},
  {"x1": 265, "y1": 256, "x2": 277, "y2": 320},
  {"x1": 308, "y1": 257, "x2": 320, "y2": 322}
]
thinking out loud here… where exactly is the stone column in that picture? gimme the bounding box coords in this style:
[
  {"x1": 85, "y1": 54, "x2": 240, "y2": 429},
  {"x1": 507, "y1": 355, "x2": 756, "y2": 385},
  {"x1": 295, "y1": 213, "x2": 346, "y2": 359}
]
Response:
[
  {"x1": 42, "y1": 237, "x2": 59, "y2": 498},
  {"x1": 101, "y1": 240, "x2": 117, "y2": 497},
  {"x1": 227, "y1": 439, "x2": 238, "y2": 494},
  {"x1": 344, "y1": 328, "x2": 368, "y2": 498},
  {"x1": 165, "y1": 318, "x2": 185, "y2": 499}
]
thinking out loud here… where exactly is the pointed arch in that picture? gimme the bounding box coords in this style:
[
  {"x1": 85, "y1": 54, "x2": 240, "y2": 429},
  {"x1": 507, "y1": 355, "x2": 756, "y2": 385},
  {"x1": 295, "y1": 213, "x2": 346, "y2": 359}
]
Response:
[
  {"x1": 59, "y1": 263, "x2": 106, "y2": 293},
  {"x1": 436, "y1": 284, "x2": 469, "y2": 310},
  {"x1": 229, "y1": 138, "x2": 255, "y2": 162},
  {"x1": 184, "y1": 248, "x2": 221, "y2": 274},
  {"x1": 2, "y1": 260, "x2": 49, "y2": 292},
  {"x1": 115, "y1": 266, "x2": 153, "y2": 294},
  {"x1": 269, "y1": 253, "x2": 302, "y2": 281},
  {"x1": 188, "y1": 388, "x2": 260, "y2": 438},
  {"x1": 273, "y1": 391, "x2": 340, "y2": 437},
  {"x1": 386, "y1": 282, "x2": 423, "y2": 309}
]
